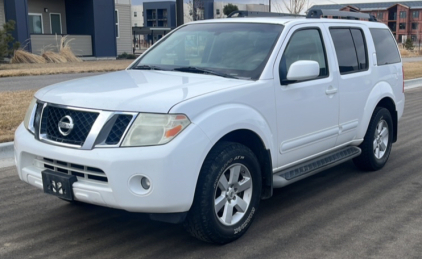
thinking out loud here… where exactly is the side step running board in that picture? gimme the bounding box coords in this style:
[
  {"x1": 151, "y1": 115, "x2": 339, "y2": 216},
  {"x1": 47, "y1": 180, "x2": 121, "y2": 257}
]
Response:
[{"x1": 273, "y1": 146, "x2": 361, "y2": 188}]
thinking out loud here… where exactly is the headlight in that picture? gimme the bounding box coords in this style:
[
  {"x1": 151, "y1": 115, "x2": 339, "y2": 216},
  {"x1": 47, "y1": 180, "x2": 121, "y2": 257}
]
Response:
[
  {"x1": 122, "y1": 113, "x2": 190, "y2": 147},
  {"x1": 23, "y1": 98, "x2": 37, "y2": 134}
]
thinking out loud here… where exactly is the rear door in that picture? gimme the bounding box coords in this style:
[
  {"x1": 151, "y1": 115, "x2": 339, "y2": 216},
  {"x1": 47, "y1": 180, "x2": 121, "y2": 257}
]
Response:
[{"x1": 326, "y1": 25, "x2": 373, "y2": 145}]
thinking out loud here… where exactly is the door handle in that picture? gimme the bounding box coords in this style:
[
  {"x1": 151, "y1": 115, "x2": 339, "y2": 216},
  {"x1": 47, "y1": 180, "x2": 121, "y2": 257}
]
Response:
[{"x1": 325, "y1": 87, "x2": 338, "y2": 95}]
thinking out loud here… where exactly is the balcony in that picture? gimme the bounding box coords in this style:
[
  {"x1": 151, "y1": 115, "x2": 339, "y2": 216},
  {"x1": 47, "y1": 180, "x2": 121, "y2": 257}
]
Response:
[{"x1": 30, "y1": 35, "x2": 92, "y2": 56}]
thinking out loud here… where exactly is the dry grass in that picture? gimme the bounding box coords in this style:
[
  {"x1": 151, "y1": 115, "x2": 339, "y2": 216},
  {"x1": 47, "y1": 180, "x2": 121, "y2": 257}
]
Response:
[
  {"x1": 0, "y1": 90, "x2": 37, "y2": 142},
  {"x1": 11, "y1": 50, "x2": 46, "y2": 64},
  {"x1": 0, "y1": 60, "x2": 133, "y2": 77},
  {"x1": 403, "y1": 62, "x2": 422, "y2": 80},
  {"x1": 399, "y1": 47, "x2": 422, "y2": 57},
  {"x1": 60, "y1": 47, "x2": 82, "y2": 62},
  {"x1": 42, "y1": 51, "x2": 67, "y2": 63},
  {"x1": 59, "y1": 36, "x2": 82, "y2": 62}
]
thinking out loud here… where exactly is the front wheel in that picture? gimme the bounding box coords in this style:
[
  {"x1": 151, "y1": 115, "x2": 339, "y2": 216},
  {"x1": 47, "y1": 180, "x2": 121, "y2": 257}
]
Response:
[
  {"x1": 184, "y1": 142, "x2": 262, "y2": 244},
  {"x1": 353, "y1": 107, "x2": 393, "y2": 171}
]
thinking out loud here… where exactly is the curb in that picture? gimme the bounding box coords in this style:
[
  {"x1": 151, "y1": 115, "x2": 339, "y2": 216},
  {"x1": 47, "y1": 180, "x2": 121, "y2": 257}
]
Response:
[
  {"x1": 0, "y1": 142, "x2": 14, "y2": 160},
  {"x1": 404, "y1": 77, "x2": 422, "y2": 90}
]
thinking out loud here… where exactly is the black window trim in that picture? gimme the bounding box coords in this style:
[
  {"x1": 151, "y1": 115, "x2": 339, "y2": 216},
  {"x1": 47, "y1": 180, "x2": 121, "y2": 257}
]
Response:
[
  {"x1": 329, "y1": 26, "x2": 369, "y2": 76},
  {"x1": 279, "y1": 26, "x2": 330, "y2": 85}
]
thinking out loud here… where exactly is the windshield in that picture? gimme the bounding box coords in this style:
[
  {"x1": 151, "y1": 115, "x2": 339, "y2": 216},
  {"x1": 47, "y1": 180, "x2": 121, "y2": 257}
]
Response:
[{"x1": 132, "y1": 23, "x2": 284, "y2": 80}]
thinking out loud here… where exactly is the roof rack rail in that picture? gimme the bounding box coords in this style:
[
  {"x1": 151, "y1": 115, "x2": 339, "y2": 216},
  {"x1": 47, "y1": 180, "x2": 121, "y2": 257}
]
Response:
[
  {"x1": 228, "y1": 10, "x2": 305, "y2": 18},
  {"x1": 307, "y1": 9, "x2": 377, "y2": 22}
]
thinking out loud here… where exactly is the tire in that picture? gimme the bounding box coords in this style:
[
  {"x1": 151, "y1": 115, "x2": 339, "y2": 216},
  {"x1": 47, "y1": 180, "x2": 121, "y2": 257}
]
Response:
[
  {"x1": 184, "y1": 141, "x2": 262, "y2": 244},
  {"x1": 353, "y1": 107, "x2": 393, "y2": 171}
]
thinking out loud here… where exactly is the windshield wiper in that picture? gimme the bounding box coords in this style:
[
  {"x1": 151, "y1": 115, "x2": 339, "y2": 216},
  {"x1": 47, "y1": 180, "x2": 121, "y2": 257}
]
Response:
[
  {"x1": 133, "y1": 65, "x2": 167, "y2": 71},
  {"x1": 172, "y1": 66, "x2": 239, "y2": 79}
]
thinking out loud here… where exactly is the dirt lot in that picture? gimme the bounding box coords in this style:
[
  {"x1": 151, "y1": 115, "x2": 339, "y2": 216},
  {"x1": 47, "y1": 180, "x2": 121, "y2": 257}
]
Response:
[{"x1": 0, "y1": 60, "x2": 133, "y2": 78}]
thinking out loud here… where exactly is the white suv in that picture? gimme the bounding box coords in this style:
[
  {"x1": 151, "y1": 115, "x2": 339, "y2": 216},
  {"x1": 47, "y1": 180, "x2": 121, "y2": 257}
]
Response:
[{"x1": 15, "y1": 11, "x2": 405, "y2": 244}]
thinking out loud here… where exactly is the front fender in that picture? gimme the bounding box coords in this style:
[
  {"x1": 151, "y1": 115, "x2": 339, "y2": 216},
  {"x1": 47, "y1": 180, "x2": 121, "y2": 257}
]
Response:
[
  {"x1": 192, "y1": 104, "x2": 277, "y2": 168},
  {"x1": 357, "y1": 81, "x2": 396, "y2": 140}
]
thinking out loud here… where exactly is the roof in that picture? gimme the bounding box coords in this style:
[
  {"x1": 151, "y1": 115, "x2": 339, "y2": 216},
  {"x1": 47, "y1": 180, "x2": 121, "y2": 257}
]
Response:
[
  {"x1": 309, "y1": 1, "x2": 422, "y2": 11},
  {"x1": 189, "y1": 17, "x2": 388, "y2": 30}
]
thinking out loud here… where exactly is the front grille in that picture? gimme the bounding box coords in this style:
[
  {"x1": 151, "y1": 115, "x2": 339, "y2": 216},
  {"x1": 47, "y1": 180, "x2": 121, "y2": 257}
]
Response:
[
  {"x1": 40, "y1": 106, "x2": 99, "y2": 146},
  {"x1": 105, "y1": 115, "x2": 133, "y2": 145},
  {"x1": 37, "y1": 157, "x2": 108, "y2": 183}
]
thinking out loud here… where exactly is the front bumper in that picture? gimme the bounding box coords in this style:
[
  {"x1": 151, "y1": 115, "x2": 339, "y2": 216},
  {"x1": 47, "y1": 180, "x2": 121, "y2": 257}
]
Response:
[{"x1": 14, "y1": 123, "x2": 210, "y2": 213}]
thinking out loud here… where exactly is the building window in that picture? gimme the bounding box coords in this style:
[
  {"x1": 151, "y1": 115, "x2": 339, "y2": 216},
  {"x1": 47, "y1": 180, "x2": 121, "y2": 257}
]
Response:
[
  {"x1": 28, "y1": 13, "x2": 43, "y2": 34},
  {"x1": 411, "y1": 35, "x2": 417, "y2": 42},
  {"x1": 134, "y1": 11, "x2": 137, "y2": 17},
  {"x1": 412, "y1": 22, "x2": 418, "y2": 30},
  {"x1": 377, "y1": 12, "x2": 383, "y2": 20},
  {"x1": 400, "y1": 11, "x2": 406, "y2": 18},
  {"x1": 135, "y1": 23, "x2": 137, "y2": 27},
  {"x1": 413, "y1": 11, "x2": 419, "y2": 19},
  {"x1": 115, "y1": 10, "x2": 119, "y2": 38},
  {"x1": 399, "y1": 23, "x2": 406, "y2": 30},
  {"x1": 216, "y1": 9, "x2": 220, "y2": 15},
  {"x1": 50, "y1": 13, "x2": 62, "y2": 35}
]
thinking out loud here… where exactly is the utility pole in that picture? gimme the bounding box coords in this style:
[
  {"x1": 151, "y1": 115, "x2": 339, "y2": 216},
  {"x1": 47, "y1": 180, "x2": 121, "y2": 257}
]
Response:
[
  {"x1": 176, "y1": 0, "x2": 184, "y2": 27},
  {"x1": 269, "y1": 0, "x2": 271, "y2": 12}
]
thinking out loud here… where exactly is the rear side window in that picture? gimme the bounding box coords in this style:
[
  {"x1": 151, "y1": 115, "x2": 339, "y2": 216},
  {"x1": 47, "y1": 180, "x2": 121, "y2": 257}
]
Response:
[
  {"x1": 330, "y1": 28, "x2": 368, "y2": 74},
  {"x1": 370, "y1": 28, "x2": 401, "y2": 66}
]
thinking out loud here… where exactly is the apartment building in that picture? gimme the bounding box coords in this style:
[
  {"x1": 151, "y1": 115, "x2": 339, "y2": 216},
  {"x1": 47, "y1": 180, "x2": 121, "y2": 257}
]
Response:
[
  {"x1": 132, "y1": 5, "x2": 144, "y2": 27},
  {"x1": 310, "y1": 1, "x2": 422, "y2": 43},
  {"x1": 1, "y1": 0, "x2": 132, "y2": 57},
  {"x1": 213, "y1": 2, "x2": 269, "y2": 19}
]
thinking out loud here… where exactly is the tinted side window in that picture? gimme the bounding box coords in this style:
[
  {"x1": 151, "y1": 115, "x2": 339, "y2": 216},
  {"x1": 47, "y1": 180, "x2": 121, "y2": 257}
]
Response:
[
  {"x1": 351, "y1": 29, "x2": 368, "y2": 70},
  {"x1": 330, "y1": 29, "x2": 359, "y2": 74},
  {"x1": 370, "y1": 28, "x2": 401, "y2": 65},
  {"x1": 280, "y1": 29, "x2": 328, "y2": 83}
]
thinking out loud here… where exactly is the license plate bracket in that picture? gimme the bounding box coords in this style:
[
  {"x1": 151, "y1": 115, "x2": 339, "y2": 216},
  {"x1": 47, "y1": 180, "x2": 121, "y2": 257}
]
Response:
[{"x1": 42, "y1": 170, "x2": 77, "y2": 201}]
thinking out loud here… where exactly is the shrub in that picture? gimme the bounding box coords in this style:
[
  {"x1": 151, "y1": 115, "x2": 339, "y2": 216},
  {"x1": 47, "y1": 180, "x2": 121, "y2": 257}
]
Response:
[
  {"x1": 11, "y1": 49, "x2": 46, "y2": 64},
  {"x1": 42, "y1": 51, "x2": 67, "y2": 63},
  {"x1": 0, "y1": 20, "x2": 20, "y2": 61},
  {"x1": 404, "y1": 38, "x2": 414, "y2": 51},
  {"x1": 117, "y1": 52, "x2": 136, "y2": 59},
  {"x1": 59, "y1": 36, "x2": 81, "y2": 62}
]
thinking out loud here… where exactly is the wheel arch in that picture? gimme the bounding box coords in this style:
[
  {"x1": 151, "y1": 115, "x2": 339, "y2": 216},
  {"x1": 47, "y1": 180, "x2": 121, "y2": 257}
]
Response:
[
  {"x1": 358, "y1": 82, "x2": 397, "y2": 142},
  {"x1": 218, "y1": 129, "x2": 273, "y2": 199},
  {"x1": 376, "y1": 97, "x2": 398, "y2": 143}
]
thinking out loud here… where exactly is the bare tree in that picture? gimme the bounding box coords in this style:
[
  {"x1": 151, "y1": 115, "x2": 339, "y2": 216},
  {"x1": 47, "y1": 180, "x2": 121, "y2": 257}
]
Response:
[
  {"x1": 283, "y1": 0, "x2": 309, "y2": 14},
  {"x1": 273, "y1": 0, "x2": 311, "y2": 14},
  {"x1": 186, "y1": 0, "x2": 205, "y2": 21}
]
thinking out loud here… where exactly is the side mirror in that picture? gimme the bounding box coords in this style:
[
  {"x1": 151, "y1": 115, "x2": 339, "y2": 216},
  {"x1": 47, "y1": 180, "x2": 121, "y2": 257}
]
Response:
[{"x1": 286, "y1": 60, "x2": 320, "y2": 82}]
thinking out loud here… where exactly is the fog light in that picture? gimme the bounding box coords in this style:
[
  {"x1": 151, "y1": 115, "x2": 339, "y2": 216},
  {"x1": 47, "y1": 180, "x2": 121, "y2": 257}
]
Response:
[
  {"x1": 129, "y1": 175, "x2": 152, "y2": 195},
  {"x1": 141, "y1": 177, "x2": 151, "y2": 190}
]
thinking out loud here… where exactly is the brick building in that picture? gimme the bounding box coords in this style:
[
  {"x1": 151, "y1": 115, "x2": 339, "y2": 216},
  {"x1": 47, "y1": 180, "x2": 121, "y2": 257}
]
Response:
[{"x1": 309, "y1": 1, "x2": 422, "y2": 43}]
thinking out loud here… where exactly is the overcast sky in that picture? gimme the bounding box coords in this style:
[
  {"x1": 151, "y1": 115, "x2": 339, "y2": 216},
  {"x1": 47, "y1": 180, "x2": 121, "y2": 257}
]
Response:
[{"x1": 132, "y1": 0, "x2": 416, "y2": 6}]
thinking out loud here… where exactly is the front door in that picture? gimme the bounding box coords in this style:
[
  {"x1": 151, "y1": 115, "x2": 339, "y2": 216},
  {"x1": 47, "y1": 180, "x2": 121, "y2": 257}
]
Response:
[{"x1": 274, "y1": 24, "x2": 339, "y2": 168}]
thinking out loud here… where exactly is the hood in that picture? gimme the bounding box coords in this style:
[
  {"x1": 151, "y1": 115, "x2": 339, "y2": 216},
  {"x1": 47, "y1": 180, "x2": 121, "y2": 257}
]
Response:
[{"x1": 35, "y1": 70, "x2": 250, "y2": 113}]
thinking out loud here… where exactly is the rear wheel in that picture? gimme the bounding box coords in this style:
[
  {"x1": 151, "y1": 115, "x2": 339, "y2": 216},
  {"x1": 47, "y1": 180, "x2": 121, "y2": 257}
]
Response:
[
  {"x1": 184, "y1": 142, "x2": 261, "y2": 244},
  {"x1": 353, "y1": 107, "x2": 393, "y2": 171}
]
